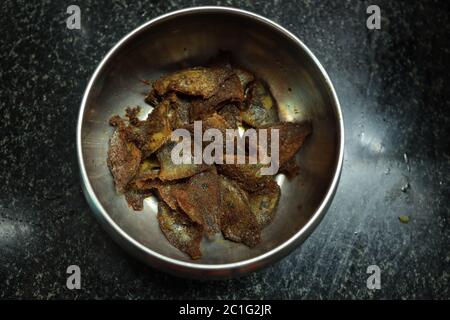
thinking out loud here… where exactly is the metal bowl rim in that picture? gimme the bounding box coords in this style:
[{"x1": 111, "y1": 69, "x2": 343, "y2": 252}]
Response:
[{"x1": 76, "y1": 6, "x2": 345, "y2": 271}]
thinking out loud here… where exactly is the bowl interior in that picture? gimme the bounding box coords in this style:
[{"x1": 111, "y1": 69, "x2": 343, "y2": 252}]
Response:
[{"x1": 80, "y1": 10, "x2": 340, "y2": 265}]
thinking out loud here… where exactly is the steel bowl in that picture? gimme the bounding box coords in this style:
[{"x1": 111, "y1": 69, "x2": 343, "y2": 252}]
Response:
[{"x1": 77, "y1": 6, "x2": 344, "y2": 279}]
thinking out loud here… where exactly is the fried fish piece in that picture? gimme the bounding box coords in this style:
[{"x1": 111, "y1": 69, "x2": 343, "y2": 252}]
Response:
[
  {"x1": 156, "y1": 182, "x2": 183, "y2": 210},
  {"x1": 152, "y1": 67, "x2": 233, "y2": 99},
  {"x1": 218, "y1": 104, "x2": 241, "y2": 129},
  {"x1": 207, "y1": 52, "x2": 254, "y2": 89},
  {"x1": 166, "y1": 93, "x2": 191, "y2": 129},
  {"x1": 218, "y1": 176, "x2": 261, "y2": 247},
  {"x1": 135, "y1": 178, "x2": 183, "y2": 210},
  {"x1": 174, "y1": 172, "x2": 221, "y2": 236},
  {"x1": 126, "y1": 99, "x2": 172, "y2": 157},
  {"x1": 132, "y1": 157, "x2": 160, "y2": 185},
  {"x1": 183, "y1": 112, "x2": 229, "y2": 138},
  {"x1": 124, "y1": 187, "x2": 153, "y2": 211},
  {"x1": 124, "y1": 106, "x2": 141, "y2": 126},
  {"x1": 217, "y1": 157, "x2": 272, "y2": 192},
  {"x1": 190, "y1": 73, "x2": 244, "y2": 120},
  {"x1": 156, "y1": 141, "x2": 209, "y2": 181},
  {"x1": 107, "y1": 123, "x2": 142, "y2": 193},
  {"x1": 241, "y1": 80, "x2": 279, "y2": 127},
  {"x1": 107, "y1": 59, "x2": 313, "y2": 260},
  {"x1": 265, "y1": 121, "x2": 312, "y2": 167},
  {"x1": 157, "y1": 202, "x2": 203, "y2": 259},
  {"x1": 249, "y1": 179, "x2": 281, "y2": 228}
]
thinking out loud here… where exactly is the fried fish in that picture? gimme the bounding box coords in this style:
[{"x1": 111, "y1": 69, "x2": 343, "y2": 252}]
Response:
[
  {"x1": 218, "y1": 175, "x2": 261, "y2": 247},
  {"x1": 126, "y1": 99, "x2": 172, "y2": 157},
  {"x1": 265, "y1": 121, "x2": 312, "y2": 167},
  {"x1": 158, "y1": 202, "x2": 203, "y2": 259},
  {"x1": 107, "y1": 122, "x2": 142, "y2": 193},
  {"x1": 249, "y1": 179, "x2": 281, "y2": 228},
  {"x1": 107, "y1": 56, "x2": 313, "y2": 259},
  {"x1": 174, "y1": 171, "x2": 221, "y2": 236},
  {"x1": 190, "y1": 72, "x2": 244, "y2": 120},
  {"x1": 157, "y1": 141, "x2": 209, "y2": 181},
  {"x1": 241, "y1": 80, "x2": 279, "y2": 128},
  {"x1": 152, "y1": 67, "x2": 233, "y2": 99}
]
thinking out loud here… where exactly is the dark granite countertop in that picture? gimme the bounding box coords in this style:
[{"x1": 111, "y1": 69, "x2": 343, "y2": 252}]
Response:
[{"x1": 0, "y1": 0, "x2": 449, "y2": 299}]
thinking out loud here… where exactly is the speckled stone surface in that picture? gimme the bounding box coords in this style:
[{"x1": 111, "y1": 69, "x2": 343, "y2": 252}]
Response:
[{"x1": 0, "y1": 0, "x2": 449, "y2": 299}]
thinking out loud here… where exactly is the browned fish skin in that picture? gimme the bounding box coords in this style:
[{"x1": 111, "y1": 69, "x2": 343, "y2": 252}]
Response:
[
  {"x1": 152, "y1": 67, "x2": 233, "y2": 99},
  {"x1": 107, "y1": 124, "x2": 142, "y2": 193},
  {"x1": 174, "y1": 172, "x2": 221, "y2": 236},
  {"x1": 124, "y1": 187, "x2": 153, "y2": 211},
  {"x1": 155, "y1": 182, "x2": 183, "y2": 210},
  {"x1": 166, "y1": 93, "x2": 191, "y2": 129},
  {"x1": 126, "y1": 99, "x2": 172, "y2": 158},
  {"x1": 183, "y1": 113, "x2": 229, "y2": 139},
  {"x1": 109, "y1": 114, "x2": 124, "y2": 127},
  {"x1": 132, "y1": 157, "x2": 160, "y2": 186},
  {"x1": 217, "y1": 157, "x2": 272, "y2": 192},
  {"x1": 206, "y1": 52, "x2": 254, "y2": 89},
  {"x1": 218, "y1": 104, "x2": 241, "y2": 129},
  {"x1": 266, "y1": 121, "x2": 312, "y2": 167},
  {"x1": 190, "y1": 73, "x2": 244, "y2": 120},
  {"x1": 157, "y1": 202, "x2": 203, "y2": 259},
  {"x1": 241, "y1": 80, "x2": 279, "y2": 128},
  {"x1": 249, "y1": 179, "x2": 281, "y2": 228},
  {"x1": 218, "y1": 176, "x2": 261, "y2": 247},
  {"x1": 156, "y1": 141, "x2": 209, "y2": 181},
  {"x1": 134, "y1": 179, "x2": 182, "y2": 211},
  {"x1": 125, "y1": 106, "x2": 141, "y2": 125}
]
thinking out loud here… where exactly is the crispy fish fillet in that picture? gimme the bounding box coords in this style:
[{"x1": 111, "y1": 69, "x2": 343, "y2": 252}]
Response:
[
  {"x1": 183, "y1": 112, "x2": 229, "y2": 138},
  {"x1": 174, "y1": 172, "x2": 221, "y2": 236},
  {"x1": 157, "y1": 202, "x2": 203, "y2": 259},
  {"x1": 217, "y1": 157, "x2": 272, "y2": 192},
  {"x1": 241, "y1": 80, "x2": 279, "y2": 128},
  {"x1": 190, "y1": 73, "x2": 244, "y2": 120},
  {"x1": 265, "y1": 121, "x2": 312, "y2": 167},
  {"x1": 124, "y1": 187, "x2": 153, "y2": 211},
  {"x1": 126, "y1": 99, "x2": 172, "y2": 157},
  {"x1": 124, "y1": 106, "x2": 141, "y2": 125},
  {"x1": 249, "y1": 179, "x2": 281, "y2": 228},
  {"x1": 107, "y1": 123, "x2": 142, "y2": 193},
  {"x1": 218, "y1": 104, "x2": 241, "y2": 129},
  {"x1": 156, "y1": 182, "x2": 183, "y2": 210},
  {"x1": 133, "y1": 158, "x2": 160, "y2": 184},
  {"x1": 152, "y1": 67, "x2": 233, "y2": 99},
  {"x1": 156, "y1": 141, "x2": 209, "y2": 181},
  {"x1": 166, "y1": 93, "x2": 191, "y2": 129},
  {"x1": 218, "y1": 176, "x2": 261, "y2": 247},
  {"x1": 206, "y1": 51, "x2": 254, "y2": 89},
  {"x1": 134, "y1": 179, "x2": 182, "y2": 210}
]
